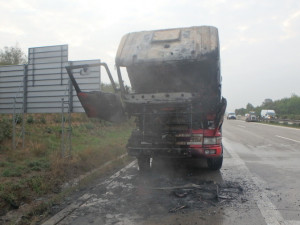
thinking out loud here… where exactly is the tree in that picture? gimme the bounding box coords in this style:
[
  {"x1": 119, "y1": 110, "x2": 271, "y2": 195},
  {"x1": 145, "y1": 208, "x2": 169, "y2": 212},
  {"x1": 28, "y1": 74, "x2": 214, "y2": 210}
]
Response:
[
  {"x1": 262, "y1": 98, "x2": 273, "y2": 107},
  {"x1": 235, "y1": 108, "x2": 247, "y2": 116},
  {"x1": 234, "y1": 94, "x2": 300, "y2": 120},
  {"x1": 0, "y1": 44, "x2": 27, "y2": 65},
  {"x1": 246, "y1": 103, "x2": 254, "y2": 111}
]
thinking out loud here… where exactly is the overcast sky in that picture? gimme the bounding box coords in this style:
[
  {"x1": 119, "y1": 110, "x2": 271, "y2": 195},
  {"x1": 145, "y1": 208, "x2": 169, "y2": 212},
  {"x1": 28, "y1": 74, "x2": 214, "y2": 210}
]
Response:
[{"x1": 1, "y1": 0, "x2": 300, "y2": 112}]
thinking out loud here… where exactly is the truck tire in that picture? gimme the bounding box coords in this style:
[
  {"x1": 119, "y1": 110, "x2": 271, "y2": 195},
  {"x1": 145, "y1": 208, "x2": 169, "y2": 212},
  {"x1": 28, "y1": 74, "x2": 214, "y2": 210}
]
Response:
[
  {"x1": 207, "y1": 156, "x2": 223, "y2": 170},
  {"x1": 137, "y1": 156, "x2": 150, "y2": 173}
]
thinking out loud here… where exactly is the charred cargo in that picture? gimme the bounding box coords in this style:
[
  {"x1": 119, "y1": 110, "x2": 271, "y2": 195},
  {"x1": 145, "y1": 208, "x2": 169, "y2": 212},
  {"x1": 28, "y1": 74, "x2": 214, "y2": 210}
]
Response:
[{"x1": 66, "y1": 26, "x2": 227, "y2": 172}]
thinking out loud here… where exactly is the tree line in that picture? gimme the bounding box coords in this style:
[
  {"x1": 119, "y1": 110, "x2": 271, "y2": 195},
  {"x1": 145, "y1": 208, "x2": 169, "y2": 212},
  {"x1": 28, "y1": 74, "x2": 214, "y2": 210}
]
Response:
[
  {"x1": 0, "y1": 44, "x2": 27, "y2": 65},
  {"x1": 235, "y1": 95, "x2": 300, "y2": 120}
]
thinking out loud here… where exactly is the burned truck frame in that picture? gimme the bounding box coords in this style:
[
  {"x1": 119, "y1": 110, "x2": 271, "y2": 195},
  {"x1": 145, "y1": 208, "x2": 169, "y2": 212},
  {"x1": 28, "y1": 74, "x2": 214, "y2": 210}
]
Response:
[{"x1": 66, "y1": 26, "x2": 227, "y2": 172}]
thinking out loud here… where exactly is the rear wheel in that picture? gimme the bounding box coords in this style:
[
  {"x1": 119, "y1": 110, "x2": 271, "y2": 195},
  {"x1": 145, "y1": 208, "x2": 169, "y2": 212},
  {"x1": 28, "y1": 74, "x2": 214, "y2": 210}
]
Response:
[
  {"x1": 207, "y1": 156, "x2": 223, "y2": 170},
  {"x1": 137, "y1": 156, "x2": 150, "y2": 173}
]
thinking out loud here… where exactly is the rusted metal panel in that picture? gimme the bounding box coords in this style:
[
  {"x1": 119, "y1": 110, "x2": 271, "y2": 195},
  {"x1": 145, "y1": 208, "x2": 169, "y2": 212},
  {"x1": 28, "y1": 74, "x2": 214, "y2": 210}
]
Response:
[
  {"x1": 77, "y1": 91, "x2": 126, "y2": 122},
  {"x1": 116, "y1": 26, "x2": 219, "y2": 66},
  {"x1": 115, "y1": 26, "x2": 221, "y2": 96},
  {"x1": 152, "y1": 29, "x2": 181, "y2": 42}
]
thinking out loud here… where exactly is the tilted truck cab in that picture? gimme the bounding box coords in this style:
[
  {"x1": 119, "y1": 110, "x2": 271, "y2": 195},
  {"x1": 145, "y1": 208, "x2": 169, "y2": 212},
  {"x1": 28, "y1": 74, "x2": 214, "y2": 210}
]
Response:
[{"x1": 66, "y1": 26, "x2": 227, "y2": 172}]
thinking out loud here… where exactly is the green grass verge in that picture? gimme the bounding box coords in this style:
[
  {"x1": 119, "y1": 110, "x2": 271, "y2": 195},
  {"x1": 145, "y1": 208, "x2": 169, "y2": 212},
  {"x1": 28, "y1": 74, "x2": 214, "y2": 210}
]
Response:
[{"x1": 0, "y1": 113, "x2": 134, "y2": 221}]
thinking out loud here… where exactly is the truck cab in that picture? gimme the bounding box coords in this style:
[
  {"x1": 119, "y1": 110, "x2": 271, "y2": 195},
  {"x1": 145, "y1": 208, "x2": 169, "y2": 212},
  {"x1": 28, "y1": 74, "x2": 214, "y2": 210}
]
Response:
[
  {"x1": 261, "y1": 110, "x2": 276, "y2": 119},
  {"x1": 246, "y1": 111, "x2": 257, "y2": 122},
  {"x1": 66, "y1": 26, "x2": 227, "y2": 172}
]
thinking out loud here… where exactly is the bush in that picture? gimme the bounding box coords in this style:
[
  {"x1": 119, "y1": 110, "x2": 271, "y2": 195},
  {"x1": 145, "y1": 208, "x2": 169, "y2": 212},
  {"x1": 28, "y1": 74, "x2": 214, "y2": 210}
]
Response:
[
  {"x1": 39, "y1": 116, "x2": 46, "y2": 124},
  {"x1": 0, "y1": 118, "x2": 12, "y2": 143},
  {"x1": 85, "y1": 123, "x2": 95, "y2": 130},
  {"x1": 44, "y1": 127, "x2": 52, "y2": 134},
  {"x1": 27, "y1": 159, "x2": 50, "y2": 171},
  {"x1": 53, "y1": 115, "x2": 61, "y2": 123},
  {"x1": 15, "y1": 114, "x2": 22, "y2": 124},
  {"x1": 26, "y1": 176, "x2": 48, "y2": 194},
  {"x1": 2, "y1": 167, "x2": 23, "y2": 177},
  {"x1": 27, "y1": 115, "x2": 34, "y2": 124}
]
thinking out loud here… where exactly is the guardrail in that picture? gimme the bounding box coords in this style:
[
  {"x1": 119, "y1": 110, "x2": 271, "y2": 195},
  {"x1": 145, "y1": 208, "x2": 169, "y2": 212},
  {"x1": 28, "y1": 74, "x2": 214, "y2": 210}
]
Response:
[
  {"x1": 235, "y1": 116, "x2": 300, "y2": 126},
  {"x1": 262, "y1": 118, "x2": 300, "y2": 126}
]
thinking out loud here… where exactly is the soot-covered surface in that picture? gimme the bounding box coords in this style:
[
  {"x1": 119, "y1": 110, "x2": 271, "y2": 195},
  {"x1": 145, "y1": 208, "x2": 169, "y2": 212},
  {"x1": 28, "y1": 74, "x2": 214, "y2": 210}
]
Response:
[{"x1": 49, "y1": 159, "x2": 249, "y2": 225}]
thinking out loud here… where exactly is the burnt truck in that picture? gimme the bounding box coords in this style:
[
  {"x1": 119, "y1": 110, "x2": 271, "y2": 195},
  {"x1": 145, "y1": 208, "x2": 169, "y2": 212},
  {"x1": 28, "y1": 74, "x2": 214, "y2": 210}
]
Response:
[{"x1": 66, "y1": 26, "x2": 227, "y2": 172}]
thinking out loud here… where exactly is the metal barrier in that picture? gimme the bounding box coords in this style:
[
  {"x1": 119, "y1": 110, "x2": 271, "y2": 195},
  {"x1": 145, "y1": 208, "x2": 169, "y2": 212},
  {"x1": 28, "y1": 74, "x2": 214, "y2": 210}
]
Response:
[{"x1": 262, "y1": 119, "x2": 300, "y2": 126}]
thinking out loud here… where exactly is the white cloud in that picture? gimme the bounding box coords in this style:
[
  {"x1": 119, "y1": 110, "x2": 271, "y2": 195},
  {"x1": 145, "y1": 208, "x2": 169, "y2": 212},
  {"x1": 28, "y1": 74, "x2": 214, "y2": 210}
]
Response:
[
  {"x1": 0, "y1": 26, "x2": 24, "y2": 35},
  {"x1": 237, "y1": 25, "x2": 249, "y2": 32},
  {"x1": 281, "y1": 10, "x2": 300, "y2": 40}
]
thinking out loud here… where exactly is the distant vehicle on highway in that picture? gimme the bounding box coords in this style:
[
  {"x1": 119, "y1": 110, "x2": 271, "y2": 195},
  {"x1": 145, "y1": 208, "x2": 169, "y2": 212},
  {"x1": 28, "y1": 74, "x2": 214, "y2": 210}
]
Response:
[
  {"x1": 246, "y1": 111, "x2": 257, "y2": 122},
  {"x1": 261, "y1": 110, "x2": 276, "y2": 119},
  {"x1": 227, "y1": 113, "x2": 236, "y2": 120}
]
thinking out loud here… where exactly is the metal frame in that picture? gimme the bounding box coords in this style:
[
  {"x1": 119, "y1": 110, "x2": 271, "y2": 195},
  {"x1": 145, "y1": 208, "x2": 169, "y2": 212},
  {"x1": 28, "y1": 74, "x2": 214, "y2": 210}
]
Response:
[
  {"x1": 61, "y1": 97, "x2": 72, "y2": 157},
  {"x1": 66, "y1": 62, "x2": 118, "y2": 94}
]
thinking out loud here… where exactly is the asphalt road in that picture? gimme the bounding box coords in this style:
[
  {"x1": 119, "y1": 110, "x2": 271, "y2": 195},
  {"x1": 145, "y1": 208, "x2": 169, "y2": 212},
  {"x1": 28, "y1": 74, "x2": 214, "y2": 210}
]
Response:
[{"x1": 43, "y1": 120, "x2": 300, "y2": 225}]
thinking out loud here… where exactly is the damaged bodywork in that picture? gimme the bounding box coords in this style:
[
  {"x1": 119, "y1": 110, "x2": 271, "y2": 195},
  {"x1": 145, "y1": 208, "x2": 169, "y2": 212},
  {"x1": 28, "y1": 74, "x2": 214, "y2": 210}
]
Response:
[{"x1": 66, "y1": 26, "x2": 227, "y2": 172}]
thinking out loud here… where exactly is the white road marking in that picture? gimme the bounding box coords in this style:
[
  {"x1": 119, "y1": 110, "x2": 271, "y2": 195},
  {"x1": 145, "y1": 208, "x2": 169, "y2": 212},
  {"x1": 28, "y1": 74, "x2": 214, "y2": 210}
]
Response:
[
  {"x1": 223, "y1": 138, "x2": 291, "y2": 225},
  {"x1": 276, "y1": 135, "x2": 300, "y2": 144},
  {"x1": 237, "y1": 125, "x2": 246, "y2": 128},
  {"x1": 285, "y1": 221, "x2": 300, "y2": 225}
]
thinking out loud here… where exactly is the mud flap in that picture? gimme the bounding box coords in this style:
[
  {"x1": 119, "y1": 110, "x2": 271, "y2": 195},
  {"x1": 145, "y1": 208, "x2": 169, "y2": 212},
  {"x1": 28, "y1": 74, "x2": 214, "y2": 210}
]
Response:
[{"x1": 77, "y1": 91, "x2": 126, "y2": 123}]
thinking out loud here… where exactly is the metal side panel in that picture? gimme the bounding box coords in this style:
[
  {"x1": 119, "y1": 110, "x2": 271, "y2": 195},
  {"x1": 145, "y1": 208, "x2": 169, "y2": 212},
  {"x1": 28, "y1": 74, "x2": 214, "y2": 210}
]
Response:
[
  {"x1": 68, "y1": 59, "x2": 101, "y2": 91},
  {"x1": 26, "y1": 108, "x2": 65, "y2": 114},
  {"x1": 27, "y1": 102, "x2": 67, "y2": 108},
  {"x1": 0, "y1": 102, "x2": 23, "y2": 109},
  {"x1": 0, "y1": 74, "x2": 25, "y2": 82},
  {"x1": 28, "y1": 62, "x2": 69, "y2": 70},
  {"x1": 28, "y1": 45, "x2": 68, "y2": 54},
  {"x1": 26, "y1": 96, "x2": 69, "y2": 103},
  {"x1": 0, "y1": 97, "x2": 23, "y2": 104},
  {"x1": 72, "y1": 107, "x2": 85, "y2": 113},
  {"x1": 27, "y1": 90, "x2": 68, "y2": 97},
  {"x1": 0, "y1": 107, "x2": 23, "y2": 114},
  {"x1": 0, "y1": 82, "x2": 25, "y2": 88},
  {"x1": 1, "y1": 44, "x2": 102, "y2": 114},
  {"x1": 28, "y1": 56, "x2": 68, "y2": 64},
  {"x1": 0, "y1": 65, "x2": 24, "y2": 72},
  {"x1": 27, "y1": 77, "x2": 69, "y2": 86},
  {"x1": 27, "y1": 85, "x2": 68, "y2": 92},
  {"x1": 0, "y1": 86, "x2": 24, "y2": 93},
  {"x1": 0, "y1": 70, "x2": 24, "y2": 77},
  {"x1": 28, "y1": 51, "x2": 68, "y2": 60}
]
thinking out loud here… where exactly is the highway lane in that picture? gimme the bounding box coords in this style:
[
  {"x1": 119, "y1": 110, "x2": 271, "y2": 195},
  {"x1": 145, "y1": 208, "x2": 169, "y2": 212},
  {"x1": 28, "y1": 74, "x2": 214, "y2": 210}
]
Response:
[
  {"x1": 223, "y1": 120, "x2": 300, "y2": 223},
  {"x1": 42, "y1": 120, "x2": 300, "y2": 225}
]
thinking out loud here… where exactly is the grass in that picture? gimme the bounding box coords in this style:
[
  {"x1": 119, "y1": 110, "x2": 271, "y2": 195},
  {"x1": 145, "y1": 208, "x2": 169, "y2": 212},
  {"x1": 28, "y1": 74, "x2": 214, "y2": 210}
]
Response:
[
  {"x1": 24, "y1": 155, "x2": 132, "y2": 225},
  {"x1": 0, "y1": 113, "x2": 134, "y2": 221}
]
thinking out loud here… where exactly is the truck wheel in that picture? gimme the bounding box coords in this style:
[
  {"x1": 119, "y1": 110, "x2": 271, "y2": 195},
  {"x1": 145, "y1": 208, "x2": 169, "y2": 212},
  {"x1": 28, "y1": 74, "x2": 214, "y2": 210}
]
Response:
[
  {"x1": 207, "y1": 156, "x2": 223, "y2": 170},
  {"x1": 137, "y1": 156, "x2": 150, "y2": 173}
]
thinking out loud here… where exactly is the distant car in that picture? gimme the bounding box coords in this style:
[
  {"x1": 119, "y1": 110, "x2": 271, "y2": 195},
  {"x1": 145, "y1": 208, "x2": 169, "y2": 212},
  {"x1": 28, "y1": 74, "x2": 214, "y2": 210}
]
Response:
[{"x1": 227, "y1": 113, "x2": 236, "y2": 120}]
